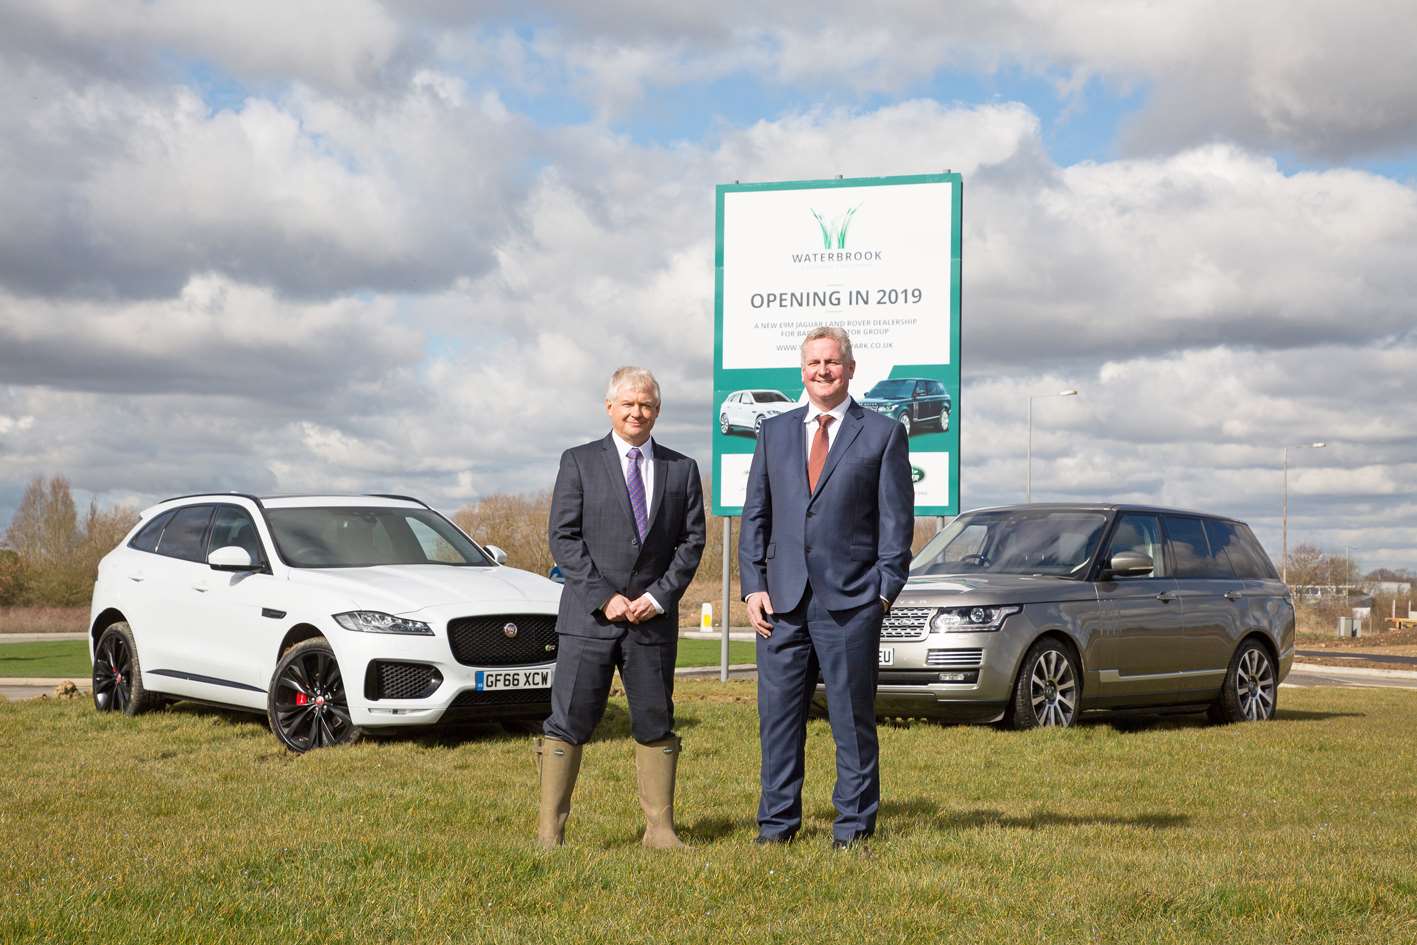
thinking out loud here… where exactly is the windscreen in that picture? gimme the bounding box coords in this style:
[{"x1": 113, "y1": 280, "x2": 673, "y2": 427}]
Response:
[
  {"x1": 866, "y1": 380, "x2": 914, "y2": 399},
  {"x1": 912, "y1": 509, "x2": 1109, "y2": 578},
  {"x1": 266, "y1": 507, "x2": 492, "y2": 568}
]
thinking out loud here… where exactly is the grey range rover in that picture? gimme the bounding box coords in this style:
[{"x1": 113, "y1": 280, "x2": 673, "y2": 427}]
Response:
[{"x1": 850, "y1": 503, "x2": 1295, "y2": 729}]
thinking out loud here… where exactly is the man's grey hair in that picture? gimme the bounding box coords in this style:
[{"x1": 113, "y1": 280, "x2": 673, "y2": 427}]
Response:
[
  {"x1": 605, "y1": 366, "x2": 662, "y2": 405},
  {"x1": 800, "y1": 325, "x2": 855, "y2": 365}
]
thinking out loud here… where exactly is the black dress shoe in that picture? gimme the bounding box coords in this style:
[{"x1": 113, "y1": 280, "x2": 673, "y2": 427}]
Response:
[
  {"x1": 754, "y1": 832, "x2": 795, "y2": 845},
  {"x1": 830, "y1": 834, "x2": 870, "y2": 851}
]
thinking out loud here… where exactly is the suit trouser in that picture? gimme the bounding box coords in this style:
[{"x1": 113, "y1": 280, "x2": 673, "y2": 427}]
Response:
[
  {"x1": 542, "y1": 629, "x2": 677, "y2": 746},
  {"x1": 756, "y1": 583, "x2": 882, "y2": 841}
]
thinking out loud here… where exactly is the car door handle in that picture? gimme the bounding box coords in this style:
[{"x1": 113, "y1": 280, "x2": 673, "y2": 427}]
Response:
[
  {"x1": 192, "y1": 583, "x2": 208, "y2": 593},
  {"x1": 1224, "y1": 590, "x2": 1243, "y2": 601},
  {"x1": 1155, "y1": 591, "x2": 1176, "y2": 603},
  {"x1": 128, "y1": 574, "x2": 144, "y2": 583}
]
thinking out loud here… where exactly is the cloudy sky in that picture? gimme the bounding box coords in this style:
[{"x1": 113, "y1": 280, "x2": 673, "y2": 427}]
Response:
[{"x1": 1, "y1": 1, "x2": 1414, "y2": 573}]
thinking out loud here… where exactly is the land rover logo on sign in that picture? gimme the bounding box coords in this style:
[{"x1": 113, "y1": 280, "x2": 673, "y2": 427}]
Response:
[{"x1": 503, "y1": 622, "x2": 519, "y2": 638}]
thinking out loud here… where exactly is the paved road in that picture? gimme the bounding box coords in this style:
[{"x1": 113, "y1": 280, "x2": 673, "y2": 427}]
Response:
[
  {"x1": 1284, "y1": 662, "x2": 1417, "y2": 690},
  {"x1": 1296, "y1": 648, "x2": 1417, "y2": 667}
]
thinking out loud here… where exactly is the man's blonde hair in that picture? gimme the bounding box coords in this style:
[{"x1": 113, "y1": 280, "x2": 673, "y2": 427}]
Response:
[
  {"x1": 800, "y1": 325, "x2": 854, "y2": 365},
  {"x1": 605, "y1": 366, "x2": 662, "y2": 406}
]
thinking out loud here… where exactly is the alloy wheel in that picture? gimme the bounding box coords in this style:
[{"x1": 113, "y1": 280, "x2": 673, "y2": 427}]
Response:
[
  {"x1": 897, "y1": 412, "x2": 912, "y2": 435},
  {"x1": 1236, "y1": 647, "x2": 1276, "y2": 721},
  {"x1": 272, "y1": 647, "x2": 355, "y2": 751},
  {"x1": 1029, "y1": 649, "x2": 1077, "y2": 727},
  {"x1": 720, "y1": 413, "x2": 730, "y2": 434},
  {"x1": 92, "y1": 631, "x2": 132, "y2": 712}
]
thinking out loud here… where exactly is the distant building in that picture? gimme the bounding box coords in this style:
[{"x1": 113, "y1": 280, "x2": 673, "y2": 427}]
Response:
[{"x1": 1371, "y1": 581, "x2": 1413, "y2": 596}]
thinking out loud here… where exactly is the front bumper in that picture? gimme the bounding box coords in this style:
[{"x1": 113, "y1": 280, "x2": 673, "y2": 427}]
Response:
[
  {"x1": 333, "y1": 606, "x2": 556, "y2": 728},
  {"x1": 814, "y1": 624, "x2": 1033, "y2": 721}
]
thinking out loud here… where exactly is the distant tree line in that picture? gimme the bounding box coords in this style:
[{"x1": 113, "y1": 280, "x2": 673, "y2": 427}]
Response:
[
  {"x1": 0, "y1": 477, "x2": 138, "y2": 606},
  {"x1": 0, "y1": 472, "x2": 939, "y2": 609}
]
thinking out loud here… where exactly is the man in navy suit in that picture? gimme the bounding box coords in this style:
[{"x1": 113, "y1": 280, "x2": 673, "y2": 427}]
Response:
[
  {"x1": 537, "y1": 367, "x2": 706, "y2": 849},
  {"x1": 739, "y1": 326, "x2": 914, "y2": 848}
]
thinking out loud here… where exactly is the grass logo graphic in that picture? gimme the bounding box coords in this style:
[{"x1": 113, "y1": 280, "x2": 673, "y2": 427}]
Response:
[{"x1": 810, "y1": 204, "x2": 862, "y2": 249}]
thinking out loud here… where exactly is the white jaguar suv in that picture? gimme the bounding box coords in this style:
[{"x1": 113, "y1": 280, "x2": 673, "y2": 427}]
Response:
[{"x1": 88, "y1": 493, "x2": 561, "y2": 752}]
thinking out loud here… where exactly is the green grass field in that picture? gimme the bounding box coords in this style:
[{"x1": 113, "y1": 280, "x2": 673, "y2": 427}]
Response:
[
  {"x1": 0, "y1": 639, "x2": 90, "y2": 677},
  {"x1": 0, "y1": 638, "x2": 755, "y2": 679},
  {"x1": 3, "y1": 683, "x2": 1415, "y2": 943}
]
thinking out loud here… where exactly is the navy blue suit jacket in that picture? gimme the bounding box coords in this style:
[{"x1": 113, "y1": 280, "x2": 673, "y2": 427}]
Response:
[
  {"x1": 549, "y1": 435, "x2": 706, "y2": 641},
  {"x1": 739, "y1": 399, "x2": 914, "y2": 613}
]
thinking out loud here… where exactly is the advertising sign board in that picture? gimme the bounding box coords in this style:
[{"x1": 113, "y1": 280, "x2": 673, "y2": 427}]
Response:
[{"x1": 712, "y1": 173, "x2": 961, "y2": 515}]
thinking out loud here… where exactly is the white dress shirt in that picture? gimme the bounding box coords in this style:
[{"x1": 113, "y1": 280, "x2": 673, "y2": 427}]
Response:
[
  {"x1": 609, "y1": 431, "x2": 662, "y2": 614},
  {"x1": 610, "y1": 431, "x2": 655, "y2": 514},
  {"x1": 803, "y1": 396, "x2": 852, "y2": 456}
]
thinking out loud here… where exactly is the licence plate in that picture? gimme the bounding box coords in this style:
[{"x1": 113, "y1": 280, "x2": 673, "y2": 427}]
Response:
[
  {"x1": 475, "y1": 668, "x2": 553, "y2": 691},
  {"x1": 878, "y1": 648, "x2": 894, "y2": 667}
]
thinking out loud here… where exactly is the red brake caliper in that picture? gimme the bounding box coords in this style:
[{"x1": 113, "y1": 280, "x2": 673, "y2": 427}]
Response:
[{"x1": 295, "y1": 692, "x2": 309, "y2": 706}]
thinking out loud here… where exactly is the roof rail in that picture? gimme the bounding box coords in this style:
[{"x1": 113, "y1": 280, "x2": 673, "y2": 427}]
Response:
[
  {"x1": 157, "y1": 492, "x2": 266, "y2": 508},
  {"x1": 368, "y1": 493, "x2": 430, "y2": 507}
]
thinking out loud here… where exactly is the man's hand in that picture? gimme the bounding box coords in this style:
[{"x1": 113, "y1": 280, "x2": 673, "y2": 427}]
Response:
[
  {"x1": 603, "y1": 593, "x2": 633, "y2": 623},
  {"x1": 625, "y1": 594, "x2": 659, "y2": 624},
  {"x1": 746, "y1": 591, "x2": 775, "y2": 638}
]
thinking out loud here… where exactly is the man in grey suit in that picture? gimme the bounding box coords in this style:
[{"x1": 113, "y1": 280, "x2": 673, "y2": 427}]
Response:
[
  {"x1": 739, "y1": 326, "x2": 914, "y2": 848},
  {"x1": 536, "y1": 366, "x2": 706, "y2": 849}
]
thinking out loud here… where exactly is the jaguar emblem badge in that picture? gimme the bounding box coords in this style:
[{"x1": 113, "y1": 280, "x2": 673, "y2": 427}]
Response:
[{"x1": 503, "y1": 622, "x2": 519, "y2": 638}]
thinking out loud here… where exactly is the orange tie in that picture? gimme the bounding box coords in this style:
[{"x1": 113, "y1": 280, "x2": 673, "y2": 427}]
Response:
[{"x1": 807, "y1": 415, "x2": 833, "y2": 493}]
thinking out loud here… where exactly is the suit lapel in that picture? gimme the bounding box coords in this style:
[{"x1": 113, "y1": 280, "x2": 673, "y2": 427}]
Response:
[
  {"x1": 807, "y1": 400, "x2": 864, "y2": 506},
  {"x1": 599, "y1": 434, "x2": 639, "y2": 539}
]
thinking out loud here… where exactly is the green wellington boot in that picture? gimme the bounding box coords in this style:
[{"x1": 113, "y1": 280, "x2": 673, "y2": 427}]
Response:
[
  {"x1": 534, "y1": 736, "x2": 583, "y2": 848},
  {"x1": 635, "y1": 736, "x2": 686, "y2": 849}
]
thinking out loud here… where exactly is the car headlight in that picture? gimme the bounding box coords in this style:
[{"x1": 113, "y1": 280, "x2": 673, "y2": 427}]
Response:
[
  {"x1": 333, "y1": 611, "x2": 435, "y2": 635},
  {"x1": 929, "y1": 605, "x2": 1021, "y2": 633}
]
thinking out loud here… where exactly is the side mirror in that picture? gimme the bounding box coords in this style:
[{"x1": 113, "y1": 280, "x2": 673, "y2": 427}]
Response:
[
  {"x1": 1106, "y1": 551, "x2": 1154, "y2": 578},
  {"x1": 485, "y1": 544, "x2": 509, "y2": 565},
  {"x1": 208, "y1": 545, "x2": 255, "y2": 572}
]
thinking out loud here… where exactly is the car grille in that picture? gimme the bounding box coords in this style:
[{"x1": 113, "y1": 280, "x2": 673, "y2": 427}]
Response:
[
  {"x1": 447, "y1": 614, "x2": 558, "y2": 667},
  {"x1": 926, "y1": 648, "x2": 984, "y2": 668},
  {"x1": 365, "y1": 661, "x2": 442, "y2": 700},
  {"x1": 881, "y1": 608, "x2": 931, "y2": 642}
]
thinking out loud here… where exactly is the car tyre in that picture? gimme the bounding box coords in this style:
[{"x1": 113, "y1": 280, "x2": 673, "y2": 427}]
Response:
[
  {"x1": 1209, "y1": 639, "x2": 1277, "y2": 724},
  {"x1": 267, "y1": 639, "x2": 362, "y2": 753},
  {"x1": 753, "y1": 414, "x2": 766, "y2": 435},
  {"x1": 894, "y1": 410, "x2": 912, "y2": 435},
  {"x1": 720, "y1": 413, "x2": 731, "y2": 434},
  {"x1": 1007, "y1": 638, "x2": 1080, "y2": 730},
  {"x1": 92, "y1": 622, "x2": 157, "y2": 716}
]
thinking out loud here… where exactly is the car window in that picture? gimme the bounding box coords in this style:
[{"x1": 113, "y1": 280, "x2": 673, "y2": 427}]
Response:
[
  {"x1": 759, "y1": 391, "x2": 791, "y2": 403},
  {"x1": 914, "y1": 381, "x2": 929, "y2": 396},
  {"x1": 1163, "y1": 515, "x2": 1233, "y2": 579},
  {"x1": 407, "y1": 518, "x2": 467, "y2": 563},
  {"x1": 1235, "y1": 524, "x2": 1280, "y2": 580},
  {"x1": 208, "y1": 505, "x2": 267, "y2": 566},
  {"x1": 1205, "y1": 519, "x2": 1270, "y2": 580},
  {"x1": 156, "y1": 505, "x2": 214, "y2": 563},
  {"x1": 128, "y1": 510, "x2": 174, "y2": 553},
  {"x1": 267, "y1": 507, "x2": 493, "y2": 568},
  {"x1": 867, "y1": 379, "x2": 914, "y2": 399},
  {"x1": 912, "y1": 509, "x2": 1108, "y2": 578},
  {"x1": 1101, "y1": 513, "x2": 1166, "y2": 578},
  {"x1": 929, "y1": 381, "x2": 945, "y2": 396}
]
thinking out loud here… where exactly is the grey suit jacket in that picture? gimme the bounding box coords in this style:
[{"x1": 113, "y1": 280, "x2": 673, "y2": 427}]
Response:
[{"x1": 549, "y1": 434, "x2": 706, "y2": 641}]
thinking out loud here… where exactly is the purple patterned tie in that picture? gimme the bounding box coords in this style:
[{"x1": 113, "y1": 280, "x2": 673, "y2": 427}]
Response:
[{"x1": 626, "y1": 446, "x2": 649, "y2": 541}]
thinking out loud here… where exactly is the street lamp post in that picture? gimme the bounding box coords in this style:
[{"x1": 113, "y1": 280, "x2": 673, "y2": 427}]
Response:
[
  {"x1": 1281, "y1": 441, "x2": 1326, "y2": 584},
  {"x1": 1026, "y1": 389, "x2": 1078, "y2": 503}
]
